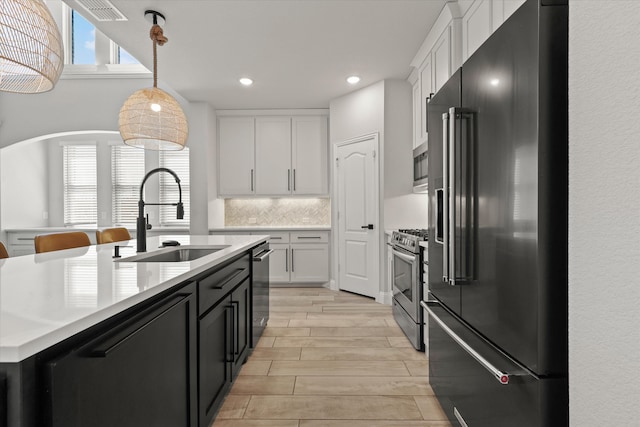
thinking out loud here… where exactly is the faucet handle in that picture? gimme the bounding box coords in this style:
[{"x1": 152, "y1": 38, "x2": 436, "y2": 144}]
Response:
[{"x1": 146, "y1": 214, "x2": 152, "y2": 230}]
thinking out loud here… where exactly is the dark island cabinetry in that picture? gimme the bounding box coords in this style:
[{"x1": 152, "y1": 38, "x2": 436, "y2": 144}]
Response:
[
  {"x1": 0, "y1": 248, "x2": 260, "y2": 427},
  {"x1": 46, "y1": 284, "x2": 198, "y2": 427}
]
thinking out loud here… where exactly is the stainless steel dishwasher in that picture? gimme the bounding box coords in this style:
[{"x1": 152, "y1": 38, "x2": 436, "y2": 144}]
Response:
[{"x1": 251, "y1": 242, "x2": 272, "y2": 347}]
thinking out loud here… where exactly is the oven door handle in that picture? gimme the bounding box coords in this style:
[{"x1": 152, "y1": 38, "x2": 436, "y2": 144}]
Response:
[{"x1": 392, "y1": 248, "x2": 417, "y2": 263}]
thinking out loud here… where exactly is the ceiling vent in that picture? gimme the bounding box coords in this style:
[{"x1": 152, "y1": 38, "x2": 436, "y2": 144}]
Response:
[{"x1": 74, "y1": 0, "x2": 127, "y2": 22}]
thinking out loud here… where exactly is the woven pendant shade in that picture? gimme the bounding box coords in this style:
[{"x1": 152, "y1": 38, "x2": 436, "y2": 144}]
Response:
[
  {"x1": 119, "y1": 11, "x2": 188, "y2": 151},
  {"x1": 119, "y1": 87, "x2": 188, "y2": 150},
  {"x1": 0, "y1": 0, "x2": 64, "y2": 93}
]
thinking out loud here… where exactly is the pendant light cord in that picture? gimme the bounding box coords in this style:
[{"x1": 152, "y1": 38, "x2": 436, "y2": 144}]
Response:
[{"x1": 150, "y1": 24, "x2": 168, "y2": 89}]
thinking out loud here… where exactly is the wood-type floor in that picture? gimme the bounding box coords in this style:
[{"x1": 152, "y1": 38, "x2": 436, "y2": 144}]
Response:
[{"x1": 212, "y1": 287, "x2": 451, "y2": 427}]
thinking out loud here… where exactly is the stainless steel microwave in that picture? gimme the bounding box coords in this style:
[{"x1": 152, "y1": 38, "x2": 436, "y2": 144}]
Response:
[{"x1": 413, "y1": 141, "x2": 428, "y2": 193}]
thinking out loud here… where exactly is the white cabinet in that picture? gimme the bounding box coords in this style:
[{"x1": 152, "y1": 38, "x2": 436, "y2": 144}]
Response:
[
  {"x1": 461, "y1": 0, "x2": 526, "y2": 63},
  {"x1": 432, "y1": 26, "x2": 452, "y2": 94},
  {"x1": 218, "y1": 117, "x2": 255, "y2": 195},
  {"x1": 413, "y1": 54, "x2": 433, "y2": 148},
  {"x1": 210, "y1": 229, "x2": 330, "y2": 284},
  {"x1": 218, "y1": 113, "x2": 328, "y2": 197},
  {"x1": 462, "y1": 0, "x2": 493, "y2": 62},
  {"x1": 290, "y1": 243, "x2": 329, "y2": 282},
  {"x1": 255, "y1": 117, "x2": 292, "y2": 195},
  {"x1": 412, "y1": 81, "x2": 422, "y2": 149},
  {"x1": 292, "y1": 116, "x2": 328, "y2": 194}
]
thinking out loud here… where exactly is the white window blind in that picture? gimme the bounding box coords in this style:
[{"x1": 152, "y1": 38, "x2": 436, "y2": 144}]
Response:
[
  {"x1": 63, "y1": 145, "x2": 97, "y2": 225},
  {"x1": 111, "y1": 145, "x2": 145, "y2": 225},
  {"x1": 159, "y1": 149, "x2": 190, "y2": 225}
]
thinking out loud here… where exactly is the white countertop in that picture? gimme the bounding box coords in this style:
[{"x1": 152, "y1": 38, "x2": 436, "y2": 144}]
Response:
[
  {"x1": 210, "y1": 226, "x2": 331, "y2": 231},
  {"x1": 0, "y1": 234, "x2": 267, "y2": 363},
  {"x1": 5, "y1": 226, "x2": 189, "y2": 233}
]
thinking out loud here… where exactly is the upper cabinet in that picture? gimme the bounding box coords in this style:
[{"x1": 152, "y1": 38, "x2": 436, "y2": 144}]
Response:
[
  {"x1": 462, "y1": 0, "x2": 526, "y2": 62},
  {"x1": 408, "y1": 0, "x2": 526, "y2": 147},
  {"x1": 218, "y1": 112, "x2": 329, "y2": 197},
  {"x1": 218, "y1": 117, "x2": 255, "y2": 196}
]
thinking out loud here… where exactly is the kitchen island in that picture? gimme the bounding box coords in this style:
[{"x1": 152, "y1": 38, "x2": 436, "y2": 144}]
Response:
[{"x1": 0, "y1": 234, "x2": 268, "y2": 427}]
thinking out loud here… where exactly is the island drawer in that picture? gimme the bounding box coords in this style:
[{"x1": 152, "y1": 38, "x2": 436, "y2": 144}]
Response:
[{"x1": 198, "y1": 253, "x2": 251, "y2": 316}]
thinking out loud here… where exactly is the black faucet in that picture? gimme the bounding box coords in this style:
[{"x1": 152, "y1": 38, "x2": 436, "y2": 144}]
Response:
[{"x1": 137, "y1": 167, "x2": 184, "y2": 252}]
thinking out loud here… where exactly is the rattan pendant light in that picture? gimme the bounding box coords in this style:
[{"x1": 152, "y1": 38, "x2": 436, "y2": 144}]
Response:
[
  {"x1": 119, "y1": 10, "x2": 188, "y2": 150},
  {"x1": 0, "y1": 0, "x2": 64, "y2": 93}
]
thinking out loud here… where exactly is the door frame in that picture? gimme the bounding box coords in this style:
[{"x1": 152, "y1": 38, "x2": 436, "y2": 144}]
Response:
[{"x1": 331, "y1": 133, "x2": 383, "y2": 302}]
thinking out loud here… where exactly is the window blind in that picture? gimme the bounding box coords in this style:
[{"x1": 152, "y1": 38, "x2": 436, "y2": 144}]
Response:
[
  {"x1": 63, "y1": 145, "x2": 97, "y2": 225},
  {"x1": 111, "y1": 145, "x2": 145, "y2": 225},
  {"x1": 159, "y1": 149, "x2": 190, "y2": 225}
]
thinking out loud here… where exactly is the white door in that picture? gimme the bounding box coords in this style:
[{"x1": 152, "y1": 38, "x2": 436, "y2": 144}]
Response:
[
  {"x1": 255, "y1": 117, "x2": 291, "y2": 195},
  {"x1": 218, "y1": 117, "x2": 255, "y2": 195},
  {"x1": 336, "y1": 135, "x2": 379, "y2": 298}
]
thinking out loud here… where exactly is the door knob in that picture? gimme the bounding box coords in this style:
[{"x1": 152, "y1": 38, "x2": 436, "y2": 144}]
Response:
[{"x1": 361, "y1": 224, "x2": 374, "y2": 230}]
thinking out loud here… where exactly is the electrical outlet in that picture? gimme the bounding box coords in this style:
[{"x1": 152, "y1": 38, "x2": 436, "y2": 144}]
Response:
[
  {"x1": 248, "y1": 217, "x2": 257, "y2": 224},
  {"x1": 101, "y1": 211, "x2": 107, "y2": 220},
  {"x1": 302, "y1": 217, "x2": 310, "y2": 224},
  {"x1": 42, "y1": 211, "x2": 49, "y2": 220}
]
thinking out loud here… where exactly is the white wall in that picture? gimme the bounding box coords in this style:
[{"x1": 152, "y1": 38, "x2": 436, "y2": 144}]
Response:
[
  {"x1": 569, "y1": 2, "x2": 640, "y2": 425},
  {"x1": 0, "y1": 140, "x2": 49, "y2": 228}
]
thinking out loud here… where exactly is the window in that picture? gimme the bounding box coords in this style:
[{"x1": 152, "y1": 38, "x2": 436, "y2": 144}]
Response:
[
  {"x1": 159, "y1": 149, "x2": 190, "y2": 225},
  {"x1": 71, "y1": 9, "x2": 96, "y2": 64},
  {"x1": 63, "y1": 145, "x2": 97, "y2": 225},
  {"x1": 112, "y1": 145, "x2": 145, "y2": 225},
  {"x1": 117, "y1": 47, "x2": 139, "y2": 65}
]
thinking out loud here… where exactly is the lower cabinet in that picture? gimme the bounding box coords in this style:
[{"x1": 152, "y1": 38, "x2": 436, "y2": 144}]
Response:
[
  {"x1": 46, "y1": 284, "x2": 198, "y2": 427},
  {"x1": 270, "y1": 232, "x2": 330, "y2": 283},
  {"x1": 0, "y1": 250, "x2": 259, "y2": 427},
  {"x1": 197, "y1": 254, "x2": 251, "y2": 427}
]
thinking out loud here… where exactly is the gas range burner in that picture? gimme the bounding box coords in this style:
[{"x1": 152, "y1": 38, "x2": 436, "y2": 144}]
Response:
[{"x1": 398, "y1": 229, "x2": 429, "y2": 240}]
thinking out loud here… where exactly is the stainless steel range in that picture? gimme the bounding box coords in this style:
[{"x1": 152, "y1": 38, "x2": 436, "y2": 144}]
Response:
[{"x1": 391, "y1": 229, "x2": 428, "y2": 351}]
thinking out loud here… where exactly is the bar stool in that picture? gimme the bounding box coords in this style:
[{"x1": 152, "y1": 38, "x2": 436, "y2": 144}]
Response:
[
  {"x1": 96, "y1": 227, "x2": 131, "y2": 244},
  {"x1": 0, "y1": 242, "x2": 8, "y2": 259},
  {"x1": 34, "y1": 232, "x2": 91, "y2": 254}
]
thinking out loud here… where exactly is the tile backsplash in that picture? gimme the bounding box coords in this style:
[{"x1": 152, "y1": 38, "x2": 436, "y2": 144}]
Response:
[{"x1": 225, "y1": 198, "x2": 330, "y2": 226}]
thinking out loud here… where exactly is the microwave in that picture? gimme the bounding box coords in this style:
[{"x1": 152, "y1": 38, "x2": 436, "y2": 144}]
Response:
[{"x1": 413, "y1": 141, "x2": 428, "y2": 193}]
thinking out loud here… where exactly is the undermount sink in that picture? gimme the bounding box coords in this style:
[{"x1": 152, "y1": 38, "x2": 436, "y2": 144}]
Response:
[{"x1": 117, "y1": 246, "x2": 230, "y2": 263}]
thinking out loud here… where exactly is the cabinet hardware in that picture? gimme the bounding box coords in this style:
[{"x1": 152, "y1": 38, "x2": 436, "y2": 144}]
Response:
[
  {"x1": 291, "y1": 249, "x2": 294, "y2": 272},
  {"x1": 288, "y1": 169, "x2": 291, "y2": 191},
  {"x1": 209, "y1": 268, "x2": 246, "y2": 290},
  {"x1": 285, "y1": 248, "x2": 288, "y2": 272},
  {"x1": 88, "y1": 295, "x2": 187, "y2": 357},
  {"x1": 293, "y1": 169, "x2": 296, "y2": 191},
  {"x1": 297, "y1": 236, "x2": 321, "y2": 239},
  {"x1": 231, "y1": 300, "x2": 240, "y2": 355},
  {"x1": 250, "y1": 169, "x2": 254, "y2": 192}
]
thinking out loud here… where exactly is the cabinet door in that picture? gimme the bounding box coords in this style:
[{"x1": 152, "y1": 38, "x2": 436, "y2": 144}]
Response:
[
  {"x1": 292, "y1": 116, "x2": 328, "y2": 195},
  {"x1": 269, "y1": 243, "x2": 290, "y2": 283},
  {"x1": 412, "y1": 81, "x2": 421, "y2": 149},
  {"x1": 432, "y1": 26, "x2": 451, "y2": 93},
  {"x1": 47, "y1": 289, "x2": 198, "y2": 427},
  {"x1": 462, "y1": 0, "x2": 493, "y2": 62},
  {"x1": 219, "y1": 117, "x2": 255, "y2": 195},
  {"x1": 230, "y1": 278, "x2": 251, "y2": 376},
  {"x1": 290, "y1": 243, "x2": 329, "y2": 282},
  {"x1": 255, "y1": 117, "x2": 292, "y2": 195},
  {"x1": 418, "y1": 54, "x2": 432, "y2": 144},
  {"x1": 199, "y1": 296, "x2": 232, "y2": 427}
]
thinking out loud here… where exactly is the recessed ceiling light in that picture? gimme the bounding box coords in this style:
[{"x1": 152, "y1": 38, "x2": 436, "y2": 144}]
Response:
[
  {"x1": 239, "y1": 78, "x2": 253, "y2": 86},
  {"x1": 347, "y1": 76, "x2": 360, "y2": 84},
  {"x1": 490, "y1": 78, "x2": 500, "y2": 86}
]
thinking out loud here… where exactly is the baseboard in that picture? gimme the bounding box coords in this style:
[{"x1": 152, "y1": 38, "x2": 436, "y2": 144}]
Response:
[{"x1": 376, "y1": 291, "x2": 393, "y2": 305}]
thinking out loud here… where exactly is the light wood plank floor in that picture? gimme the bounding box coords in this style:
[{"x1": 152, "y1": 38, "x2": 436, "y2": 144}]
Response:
[{"x1": 212, "y1": 287, "x2": 451, "y2": 427}]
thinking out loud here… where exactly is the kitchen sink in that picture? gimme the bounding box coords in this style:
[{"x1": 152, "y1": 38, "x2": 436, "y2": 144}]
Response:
[{"x1": 116, "y1": 246, "x2": 229, "y2": 263}]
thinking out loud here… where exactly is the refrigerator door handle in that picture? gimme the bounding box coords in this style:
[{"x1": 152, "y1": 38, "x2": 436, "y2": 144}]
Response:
[
  {"x1": 442, "y1": 112, "x2": 450, "y2": 283},
  {"x1": 448, "y1": 107, "x2": 476, "y2": 285},
  {"x1": 422, "y1": 300, "x2": 511, "y2": 385}
]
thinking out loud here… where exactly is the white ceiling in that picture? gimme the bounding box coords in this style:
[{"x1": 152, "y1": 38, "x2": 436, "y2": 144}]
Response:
[{"x1": 65, "y1": 0, "x2": 446, "y2": 109}]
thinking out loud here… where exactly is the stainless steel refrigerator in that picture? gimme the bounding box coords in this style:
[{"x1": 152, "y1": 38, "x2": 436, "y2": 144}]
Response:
[{"x1": 424, "y1": 0, "x2": 568, "y2": 425}]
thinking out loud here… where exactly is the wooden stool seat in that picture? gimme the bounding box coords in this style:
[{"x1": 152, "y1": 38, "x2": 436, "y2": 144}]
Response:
[
  {"x1": 96, "y1": 227, "x2": 131, "y2": 244},
  {"x1": 34, "y1": 232, "x2": 91, "y2": 254},
  {"x1": 0, "y1": 242, "x2": 8, "y2": 259}
]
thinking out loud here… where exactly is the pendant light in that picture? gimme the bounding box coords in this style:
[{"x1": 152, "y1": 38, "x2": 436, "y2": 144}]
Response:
[
  {"x1": 0, "y1": 0, "x2": 64, "y2": 93},
  {"x1": 119, "y1": 10, "x2": 188, "y2": 150}
]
